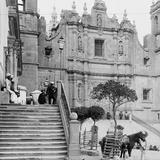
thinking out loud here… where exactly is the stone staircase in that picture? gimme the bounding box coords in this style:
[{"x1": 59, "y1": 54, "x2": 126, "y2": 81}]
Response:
[
  {"x1": 0, "y1": 104, "x2": 68, "y2": 160},
  {"x1": 132, "y1": 115, "x2": 160, "y2": 138}
]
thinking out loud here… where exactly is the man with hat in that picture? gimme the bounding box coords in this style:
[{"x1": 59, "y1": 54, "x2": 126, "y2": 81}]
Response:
[{"x1": 46, "y1": 81, "x2": 57, "y2": 104}]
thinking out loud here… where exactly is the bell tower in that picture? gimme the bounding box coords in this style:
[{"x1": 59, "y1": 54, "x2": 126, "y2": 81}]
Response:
[{"x1": 18, "y1": 0, "x2": 39, "y2": 92}]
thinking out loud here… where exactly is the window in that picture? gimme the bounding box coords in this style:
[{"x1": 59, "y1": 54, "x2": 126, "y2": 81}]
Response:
[
  {"x1": 77, "y1": 83, "x2": 82, "y2": 100},
  {"x1": 6, "y1": 0, "x2": 16, "y2": 6},
  {"x1": 143, "y1": 57, "x2": 150, "y2": 66},
  {"x1": 95, "y1": 39, "x2": 104, "y2": 57},
  {"x1": 18, "y1": 0, "x2": 25, "y2": 11},
  {"x1": 45, "y1": 46, "x2": 52, "y2": 57},
  {"x1": 155, "y1": 16, "x2": 158, "y2": 25},
  {"x1": 9, "y1": 16, "x2": 18, "y2": 38},
  {"x1": 143, "y1": 89, "x2": 150, "y2": 101},
  {"x1": 118, "y1": 41, "x2": 123, "y2": 56}
]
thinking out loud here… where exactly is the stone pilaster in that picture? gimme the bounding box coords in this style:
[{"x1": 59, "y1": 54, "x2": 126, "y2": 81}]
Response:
[
  {"x1": 73, "y1": 73, "x2": 77, "y2": 107},
  {"x1": 68, "y1": 119, "x2": 80, "y2": 160},
  {"x1": 84, "y1": 74, "x2": 88, "y2": 106}
]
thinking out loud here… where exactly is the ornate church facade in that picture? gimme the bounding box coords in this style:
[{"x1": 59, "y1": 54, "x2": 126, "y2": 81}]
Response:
[{"x1": 18, "y1": 0, "x2": 160, "y2": 122}]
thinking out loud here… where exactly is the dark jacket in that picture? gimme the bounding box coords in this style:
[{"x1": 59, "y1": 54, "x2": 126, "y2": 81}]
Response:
[
  {"x1": 38, "y1": 92, "x2": 46, "y2": 104},
  {"x1": 46, "y1": 84, "x2": 57, "y2": 97}
]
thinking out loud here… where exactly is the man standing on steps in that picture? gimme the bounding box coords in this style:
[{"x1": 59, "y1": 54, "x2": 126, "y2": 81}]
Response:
[{"x1": 46, "y1": 82, "x2": 57, "y2": 105}]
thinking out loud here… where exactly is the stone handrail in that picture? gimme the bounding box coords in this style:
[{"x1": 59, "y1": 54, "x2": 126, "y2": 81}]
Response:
[
  {"x1": 132, "y1": 115, "x2": 160, "y2": 138},
  {"x1": 57, "y1": 81, "x2": 71, "y2": 146}
]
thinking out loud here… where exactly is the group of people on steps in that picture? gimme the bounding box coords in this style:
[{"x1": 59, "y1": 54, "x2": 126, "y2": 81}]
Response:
[{"x1": 38, "y1": 81, "x2": 57, "y2": 105}]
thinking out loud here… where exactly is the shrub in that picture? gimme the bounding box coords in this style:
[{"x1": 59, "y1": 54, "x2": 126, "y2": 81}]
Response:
[
  {"x1": 88, "y1": 105, "x2": 105, "y2": 125},
  {"x1": 71, "y1": 106, "x2": 89, "y2": 125}
]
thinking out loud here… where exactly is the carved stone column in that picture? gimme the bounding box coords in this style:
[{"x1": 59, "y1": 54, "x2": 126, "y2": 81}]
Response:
[
  {"x1": 9, "y1": 47, "x2": 14, "y2": 75},
  {"x1": 84, "y1": 74, "x2": 88, "y2": 106},
  {"x1": 72, "y1": 29, "x2": 77, "y2": 54},
  {"x1": 73, "y1": 73, "x2": 77, "y2": 107},
  {"x1": 83, "y1": 29, "x2": 88, "y2": 58},
  {"x1": 13, "y1": 48, "x2": 17, "y2": 80},
  {"x1": 113, "y1": 33, "x2": 118, "y2": 77}
]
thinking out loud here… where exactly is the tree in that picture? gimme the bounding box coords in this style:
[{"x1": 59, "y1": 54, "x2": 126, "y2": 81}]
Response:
[
  {"x1": 71, "y1": 106, "x2": 89, "y2": 129},
  {"x1": 88, "y1": 105, "x2": 105, "y2": 126},
  {"x1": 90, "y1": 80, "x2": 137, "y2": 134}
]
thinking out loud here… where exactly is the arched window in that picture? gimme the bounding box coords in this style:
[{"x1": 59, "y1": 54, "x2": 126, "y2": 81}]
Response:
[
  {"x1": 78, "y1": 36, "x2": 82, "y2": 51},
  {"x1": 155, "y1": 16, "x2": 158, "y2": 32},
  {"x1": 77, "y1": 83, "x2": 82, "y2": 100},
  {"x1": 155, "y1": 16, "x2": 158, "y2": 25},
  {"x1": 118, "y1": 41, "x2": 123, "y2": 56}
]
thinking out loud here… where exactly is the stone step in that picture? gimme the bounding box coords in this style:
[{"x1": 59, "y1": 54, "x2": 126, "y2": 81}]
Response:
[
  {"x1": 0, "y1": 145, "x2": 67, "y2": 149},
  {"x1": 0, "y1": 146, "x2": 67, "y2": 152},
  {"x1": 0, "y1": 141, "x2": 66, "y2": 146},
  {"x1": 0, "y1": 155, "x2": 66, "y2": 160},
  {"x1": 0, "y1": 128, "x2": 64, "y2": 132},
  {"x1": 0, "y1": 108, "x2": 59, "y2": 111},
  {"x1": 0, "y1": 134, "x2": 65, "y2": 139},
  {"x1": 0, "y1": 137, "x2": 66, "y2": 142},
  {"x1": 0, "y1": 115, "x2": 61, "y2": 119},
  {"x1": 0, "y1": 126, "x2": 63, "y2": 131},
  {"x1": 0, "y1": 105, "x2": 58, "y2": 109},
  {"x1": 0, "y1": 106, "x2": 59, "y2": 111},
  {"x1": 0, "y1": 112, "x2": 60, "y2": 116},
  {"x1": 0, "y1": 133, "x2": 65, "y2": 138},
  {"x1": 0, "y1": 122, "x2": 62, "y2": 126},
  {"x1": 0, "y1": 121, "x2": 62, "y2": 125},
  {"x1": 0, "y1": 118, "x2": 62, "y2": 122},
  {"x1": 0, "y1": 150, "x2": 67, "y2": 156}
]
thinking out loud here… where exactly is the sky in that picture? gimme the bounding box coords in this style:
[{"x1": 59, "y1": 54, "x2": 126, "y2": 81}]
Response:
[{"x1": 38, "y1": 0, "x2": 153, "y2": 44}]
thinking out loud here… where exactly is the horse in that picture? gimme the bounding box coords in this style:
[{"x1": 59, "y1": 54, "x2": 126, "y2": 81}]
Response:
[{"x1": 120, "y1": 131, "x2": 148, "y2": 159}]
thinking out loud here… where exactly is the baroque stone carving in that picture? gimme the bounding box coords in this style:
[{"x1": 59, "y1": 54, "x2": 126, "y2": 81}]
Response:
[
  {"x1": 97, "y1": 14, "x2": 102, "y2": 27},
  {"x1": 93, "y1": 0, "x2": 107, "y2": 12},
  {"x1": 78, "y1": 36, "x2": 83, "y2": 51}
]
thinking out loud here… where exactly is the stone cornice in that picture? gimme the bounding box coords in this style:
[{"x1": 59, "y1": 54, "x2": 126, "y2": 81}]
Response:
[
  {"x1": 18, "y1": 11, "x2": 40, "y2": 18},
  {"x1": 23, "y1": 62, "x2": 39, "y2": 66},
  {"x1": 67, "y1": 22, "x2": 134, "y2": 34},
  {"x1": 68, "y1": 57, "x2": 132, "y2": 66},
  {"x1": 20, "y1": 30, "x2": 40, "y2": 36},
  {"x1": 67, "y1": 70, "x2": 133, "y2": 77}
]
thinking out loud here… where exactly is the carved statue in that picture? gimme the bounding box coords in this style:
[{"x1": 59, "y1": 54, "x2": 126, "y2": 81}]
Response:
[
  {"x1": 97, "y1": 14, "x2": 102, "y2": 27},
  {"x1": 118, "y1": 41, "x2": 123, "y2": 56},
  {"x1": 78, "y1": 36, "x2": 83, "y2": 51}
]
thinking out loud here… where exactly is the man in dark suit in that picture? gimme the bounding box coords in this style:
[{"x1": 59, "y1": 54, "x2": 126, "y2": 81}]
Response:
[{"x1": 46, "y1": 82, "x2": 57, "y2": 104}]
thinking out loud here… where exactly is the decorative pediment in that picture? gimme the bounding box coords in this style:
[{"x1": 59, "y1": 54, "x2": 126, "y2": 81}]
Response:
[
  {"x1": 120, "y1": 20, "x2": 135, "y2": 31},
  {"x1": 60, "y1": 10, "x2": 80, "y2": 23},
  {"x1": 93, "y1": 0, "x2": 107, "y2": 12}
]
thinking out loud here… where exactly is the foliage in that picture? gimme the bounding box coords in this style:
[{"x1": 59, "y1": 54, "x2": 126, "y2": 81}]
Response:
[
  {"x1": 71, "y1": 106, "x2": 89, "y2": 125},
  {"x1": 88, "y1": 105, "x2": 105, "y2": 125},
  {"x1": 90, "y1": 80, "x2": 137, "y2": 134}
]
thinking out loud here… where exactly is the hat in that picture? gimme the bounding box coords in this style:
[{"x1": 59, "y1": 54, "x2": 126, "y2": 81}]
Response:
[
  {"x1": 10, "y1": 74, "x2": 14, "y2": 79},
  {"x1": 6, "y1": 73, "x2": 11, "y2": 77},
  {"x1": 50, "y1": 81, "x2": 54, "y2": 84}
]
